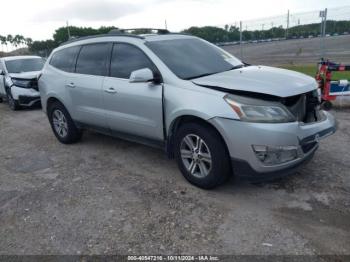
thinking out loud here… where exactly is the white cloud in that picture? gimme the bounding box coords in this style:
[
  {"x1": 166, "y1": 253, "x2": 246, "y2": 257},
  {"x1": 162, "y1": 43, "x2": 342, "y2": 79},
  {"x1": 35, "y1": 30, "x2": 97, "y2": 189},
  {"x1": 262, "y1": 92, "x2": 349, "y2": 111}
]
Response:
[
  {"x1": 0, "y1": 0, "x2": 350, "y2": 41},
  {"x1": 32, "y1": 0, "x2": 141, "y2": 22}
]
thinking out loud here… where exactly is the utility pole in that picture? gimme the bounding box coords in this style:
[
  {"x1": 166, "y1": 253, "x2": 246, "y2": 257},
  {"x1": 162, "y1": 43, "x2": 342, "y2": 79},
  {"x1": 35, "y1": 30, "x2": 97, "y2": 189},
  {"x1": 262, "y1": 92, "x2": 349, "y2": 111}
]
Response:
[
  {"x1": 285, "y1": 10, "x2": 290, "y2": 39},
  {"x1": 165, "y1": 19, "x2": 168, "y2": 30},
  {"x1": 240, "y1": 21, "x2": 243, "y2": 60},
  {"x1": 66, "y1": 21, "x2": 71, "y2": 39},
  {"x1": 322, "y1": 8, "x2": 327, "y2": 37},
  {"x1": 319, "y1": 8, "x2": 327, "y2": 58}
]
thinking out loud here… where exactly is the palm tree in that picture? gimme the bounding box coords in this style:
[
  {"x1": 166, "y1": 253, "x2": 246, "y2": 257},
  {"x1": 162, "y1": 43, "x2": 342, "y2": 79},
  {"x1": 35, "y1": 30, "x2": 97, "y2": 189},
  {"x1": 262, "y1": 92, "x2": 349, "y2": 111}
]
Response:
[
  {"x1": 0, "y1": 35, "x2": 6, "y2": 52},
  {"x1": 25, "y1": 37, "x2": 33, "y2": 48},
  {"x1": 18, "y1": 35, "x2": 25, "y2": 48},
  {"x1": 6, "y1": 34, "x2": 13, "y2": 52},
  {"x1": 13, "y1": 34, "x2": 25, "y2": 49}
]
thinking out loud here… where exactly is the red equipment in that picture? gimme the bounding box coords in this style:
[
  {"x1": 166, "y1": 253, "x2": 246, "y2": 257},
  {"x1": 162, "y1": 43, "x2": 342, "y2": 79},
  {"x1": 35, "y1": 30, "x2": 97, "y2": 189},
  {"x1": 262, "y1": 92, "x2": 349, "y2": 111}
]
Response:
[{"x1": 316, "y1": 59, "x2": 350, "y2": 110}]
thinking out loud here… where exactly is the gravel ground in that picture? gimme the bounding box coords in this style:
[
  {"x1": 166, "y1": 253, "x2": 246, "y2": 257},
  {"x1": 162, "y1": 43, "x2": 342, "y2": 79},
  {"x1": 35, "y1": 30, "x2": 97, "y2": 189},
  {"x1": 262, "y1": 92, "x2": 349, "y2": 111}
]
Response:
[
  {"x1": 223, "y1": 35, "x2": 350, "y2": 66},
  {"x1": 0, "y1": 102, "x2": 349, "y2": 256}
]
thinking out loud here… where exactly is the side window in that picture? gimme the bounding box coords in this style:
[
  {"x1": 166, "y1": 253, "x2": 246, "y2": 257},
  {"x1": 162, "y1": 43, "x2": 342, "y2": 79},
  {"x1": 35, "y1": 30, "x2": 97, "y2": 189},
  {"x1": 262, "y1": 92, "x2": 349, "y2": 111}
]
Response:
[
  {"x1": 50, "y1": 46, "x2": 80, "y2": 72},
  {"x1": 0, "y1": 61, "x2": 6, "y2": 72},
  {"x1": 75, "y1": 43, "x2": 110, "y2": 76},
  {"x1": 110, "y1": 43, "x2": 157, "y2": 79}
]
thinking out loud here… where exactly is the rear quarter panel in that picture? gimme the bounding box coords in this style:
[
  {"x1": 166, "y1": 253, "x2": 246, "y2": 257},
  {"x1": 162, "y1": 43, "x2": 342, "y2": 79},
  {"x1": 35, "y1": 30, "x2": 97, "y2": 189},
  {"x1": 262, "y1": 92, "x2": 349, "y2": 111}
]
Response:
[{"x1": 39, "y1": 64, "x2": 69, "y2": 114}]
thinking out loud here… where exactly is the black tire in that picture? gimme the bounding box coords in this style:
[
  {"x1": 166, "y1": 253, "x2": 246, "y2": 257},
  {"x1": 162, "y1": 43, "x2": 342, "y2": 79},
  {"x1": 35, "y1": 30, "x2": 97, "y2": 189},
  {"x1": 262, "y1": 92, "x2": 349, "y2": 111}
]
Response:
[
  {"x1": 174, "y1": 122, "x2": 231, "y2": 189},
  {"x1": 48, "y1": 101, "x2": 82, "y2": 144},
  {"x1": 6, "y1": 89, "x2": 20, "y2": 111},
  {"x1": 321, "y1": 100, "x2": 333, "y2": 111},
  {"x1": 0, "y1": 97, "x2": 3, "y2": 103}
]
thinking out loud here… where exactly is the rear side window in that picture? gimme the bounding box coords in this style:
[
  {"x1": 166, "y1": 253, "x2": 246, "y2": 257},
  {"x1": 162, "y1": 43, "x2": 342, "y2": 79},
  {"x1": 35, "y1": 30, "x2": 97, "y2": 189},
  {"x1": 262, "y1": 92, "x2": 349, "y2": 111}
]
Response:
[
  {"x1": 110, "y1": 43, "x2": 157, "y2": 79},
  {"x1": 75, "y1": 43, "x2": 110, "y2": 76},
  {"x1": 50, "y1": 46, "x2": 80, "y2": 72}
]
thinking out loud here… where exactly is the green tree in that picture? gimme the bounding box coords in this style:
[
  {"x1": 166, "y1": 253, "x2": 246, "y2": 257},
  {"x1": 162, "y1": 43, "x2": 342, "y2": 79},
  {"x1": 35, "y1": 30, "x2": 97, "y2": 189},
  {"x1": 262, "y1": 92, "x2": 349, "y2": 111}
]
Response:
[
  {"x1": 0, "y1": 35, "x2": 6, "y2": 52},
  {"x1": 6, "y1": 35, "x2": 13, "y2": 51}
]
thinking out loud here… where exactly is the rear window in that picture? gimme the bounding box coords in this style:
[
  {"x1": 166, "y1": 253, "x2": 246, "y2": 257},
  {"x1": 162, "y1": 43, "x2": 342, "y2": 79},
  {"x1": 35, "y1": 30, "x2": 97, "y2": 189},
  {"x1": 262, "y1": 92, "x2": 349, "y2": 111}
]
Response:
[
  {"x1": 5, "y1": 58, "x2": 44, "y2": 73},
  {"x1": 50, "y1": 46, "x2": 80, "y2": 72},
  {"x1": 75, "y1": 43, "x2": 110, "y2": 76}
]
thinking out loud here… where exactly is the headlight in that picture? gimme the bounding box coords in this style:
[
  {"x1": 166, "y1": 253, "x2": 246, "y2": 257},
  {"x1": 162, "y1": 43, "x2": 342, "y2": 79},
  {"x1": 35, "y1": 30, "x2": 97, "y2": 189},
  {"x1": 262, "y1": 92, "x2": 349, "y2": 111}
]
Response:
[
  {"x1": 224, "y1": 94, "x2": 295, "y2": 123},
  {"x1": 11, "y1": 78, "x2": 32, "y2": 88}
]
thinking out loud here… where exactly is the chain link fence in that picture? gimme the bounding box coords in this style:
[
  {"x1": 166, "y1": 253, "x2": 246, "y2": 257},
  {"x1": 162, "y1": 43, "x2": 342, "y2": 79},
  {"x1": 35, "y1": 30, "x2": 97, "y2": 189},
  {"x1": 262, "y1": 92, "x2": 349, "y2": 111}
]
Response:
[{"x1": 217, "y1": 6, "x2": 350, "y2": 66}]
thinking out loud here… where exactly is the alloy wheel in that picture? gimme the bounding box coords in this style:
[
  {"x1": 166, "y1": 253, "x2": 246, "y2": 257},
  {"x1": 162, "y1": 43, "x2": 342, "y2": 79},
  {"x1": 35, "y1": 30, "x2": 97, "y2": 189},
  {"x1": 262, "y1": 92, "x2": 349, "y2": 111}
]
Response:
[
  {"x1": 180, "y1": 134, "x2": 212, "y2": 178},
  {"x1": 52, "y1": 109, "x2": 68, "y2": 138}
]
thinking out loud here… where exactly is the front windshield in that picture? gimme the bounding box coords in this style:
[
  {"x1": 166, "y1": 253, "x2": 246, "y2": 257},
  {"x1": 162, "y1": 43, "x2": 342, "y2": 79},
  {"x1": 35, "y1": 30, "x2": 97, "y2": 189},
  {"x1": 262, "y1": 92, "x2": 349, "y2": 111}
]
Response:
[
  {"x1": 146, "y1": 38, "x2": 243, "y2": 80},
  {"x1": 5, "y1": 58, "x2": 44, "y2": 73}
]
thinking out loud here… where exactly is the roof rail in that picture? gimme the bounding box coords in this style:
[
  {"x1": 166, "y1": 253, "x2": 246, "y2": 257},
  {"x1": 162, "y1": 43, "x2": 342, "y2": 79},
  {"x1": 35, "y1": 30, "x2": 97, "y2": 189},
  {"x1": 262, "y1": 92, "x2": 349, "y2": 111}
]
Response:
[
  {"x1": 59, "y1": 32, "x2": 145, "y2": 46},
  {"x1": 59, "y1": 28, "x2": 176, "y2": 47},
  {"x1": 117, "y1": 28, "x2": 170, "y2": 34}
]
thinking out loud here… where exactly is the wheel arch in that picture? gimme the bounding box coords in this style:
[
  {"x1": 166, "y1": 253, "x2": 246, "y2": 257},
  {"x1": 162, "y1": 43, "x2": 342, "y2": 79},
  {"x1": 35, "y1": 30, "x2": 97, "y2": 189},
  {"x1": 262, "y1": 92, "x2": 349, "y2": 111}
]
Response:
[
  {"x1": 166, "y1": 114, "x2": 230, "y2": 162},
  {"x1": 46, "y1": 96, "x2": 67, "y2": 114}
]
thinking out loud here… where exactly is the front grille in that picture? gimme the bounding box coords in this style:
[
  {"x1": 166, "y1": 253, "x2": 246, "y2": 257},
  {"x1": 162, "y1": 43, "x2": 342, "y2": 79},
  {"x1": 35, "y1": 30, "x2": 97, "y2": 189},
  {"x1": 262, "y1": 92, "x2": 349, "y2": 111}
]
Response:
[
  {"x1": 18, "y1": 95, "x2": 41, "y2": 105},
  {"x1": 282, "y1": 90, "x2": 321, "y2": 123},
  {"x1": 29, "y1": 79, "x2": 39, "y2": 91}
]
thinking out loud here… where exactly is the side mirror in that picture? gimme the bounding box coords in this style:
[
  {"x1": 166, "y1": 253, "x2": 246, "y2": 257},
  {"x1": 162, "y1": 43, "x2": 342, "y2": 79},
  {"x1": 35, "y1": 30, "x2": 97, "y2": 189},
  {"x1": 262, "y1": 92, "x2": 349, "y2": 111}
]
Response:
[
  {"x1": 0, "y1": 69, "x2": 4, "y2": 76},
  {"x1": 129, "y1": 68, "x2": 158, "y2": 83}
]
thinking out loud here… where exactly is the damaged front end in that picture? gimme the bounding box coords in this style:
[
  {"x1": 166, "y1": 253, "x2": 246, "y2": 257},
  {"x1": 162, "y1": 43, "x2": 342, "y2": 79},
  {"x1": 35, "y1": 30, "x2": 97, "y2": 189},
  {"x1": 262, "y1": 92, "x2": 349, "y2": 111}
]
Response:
[{"x1": 281, "y1": 89, "x2": 324, "y2": 124}]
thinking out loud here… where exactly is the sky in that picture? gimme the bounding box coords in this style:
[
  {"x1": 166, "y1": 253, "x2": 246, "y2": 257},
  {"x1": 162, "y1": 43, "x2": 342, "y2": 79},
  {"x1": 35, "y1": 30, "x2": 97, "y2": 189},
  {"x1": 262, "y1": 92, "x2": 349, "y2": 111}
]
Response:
[{"x1": 1, "y1": 0, "x2": 350, "y2": 41}]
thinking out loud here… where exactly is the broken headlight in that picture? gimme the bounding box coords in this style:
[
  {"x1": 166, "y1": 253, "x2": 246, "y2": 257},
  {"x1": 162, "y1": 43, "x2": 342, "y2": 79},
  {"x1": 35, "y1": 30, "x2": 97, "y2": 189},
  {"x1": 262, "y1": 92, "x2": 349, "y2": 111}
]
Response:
[
  {"x1": 224, "y1": 94, "x2": 295, "y2": 123},
  {"x1": 11, "y1": 78, "x2": 32, "y2": 88}
]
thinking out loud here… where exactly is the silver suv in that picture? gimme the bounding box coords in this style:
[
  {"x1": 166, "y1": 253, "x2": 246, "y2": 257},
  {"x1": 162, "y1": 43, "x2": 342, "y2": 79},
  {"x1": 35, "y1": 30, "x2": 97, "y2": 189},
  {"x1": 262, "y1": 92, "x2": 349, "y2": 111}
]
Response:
[{"x1": 39, "y1": 31, "x2": 336, "y2": 189}]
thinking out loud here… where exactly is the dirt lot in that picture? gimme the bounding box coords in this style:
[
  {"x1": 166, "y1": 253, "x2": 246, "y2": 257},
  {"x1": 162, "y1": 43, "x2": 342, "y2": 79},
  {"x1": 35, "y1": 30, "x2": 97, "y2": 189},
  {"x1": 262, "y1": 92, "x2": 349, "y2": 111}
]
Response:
[
  {"x1": 223, "y1": 35, "x2": 350, "y2": 66},
  {"x1": 0, "y1": 102, "x2": 350, "y2": 256}
]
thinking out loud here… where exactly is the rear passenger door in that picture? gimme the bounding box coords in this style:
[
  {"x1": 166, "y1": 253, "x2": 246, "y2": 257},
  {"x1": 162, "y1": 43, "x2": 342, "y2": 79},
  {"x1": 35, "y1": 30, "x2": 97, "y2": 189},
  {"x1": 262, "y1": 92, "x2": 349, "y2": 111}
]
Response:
[
  {"x1": 66, "y1": 43, "x2": 112, "y2": 128},
  {"x1": 102, "y1": 43, "x2": 164, "y2": 141}
]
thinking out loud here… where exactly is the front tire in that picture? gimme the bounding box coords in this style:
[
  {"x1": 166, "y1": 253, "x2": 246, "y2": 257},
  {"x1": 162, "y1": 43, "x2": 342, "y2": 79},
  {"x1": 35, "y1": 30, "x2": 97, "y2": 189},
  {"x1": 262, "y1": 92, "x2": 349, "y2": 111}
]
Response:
[
  {"x1": 6, "y1": 89, "x2": 20, "y2": 111},
  {"x1": 174, "y1": 123, "x2": 231, "y2": 189},
  {"x1": 321, "y1": 100, "x2": 333, "y2": 111},
  {"x1": 48, "y1": 102, "x2": 82, "y2": 144}
]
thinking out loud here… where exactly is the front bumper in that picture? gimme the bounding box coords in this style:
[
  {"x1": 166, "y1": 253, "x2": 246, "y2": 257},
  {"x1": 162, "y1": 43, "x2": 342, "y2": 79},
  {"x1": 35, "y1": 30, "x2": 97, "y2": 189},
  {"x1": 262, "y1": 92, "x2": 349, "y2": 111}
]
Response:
[
  {"x1": 209, "y1": 111, "x2": 336, "y2": 181},
  {"x1": 11, "y1": 86, "x2": 40, "y2": 106}
]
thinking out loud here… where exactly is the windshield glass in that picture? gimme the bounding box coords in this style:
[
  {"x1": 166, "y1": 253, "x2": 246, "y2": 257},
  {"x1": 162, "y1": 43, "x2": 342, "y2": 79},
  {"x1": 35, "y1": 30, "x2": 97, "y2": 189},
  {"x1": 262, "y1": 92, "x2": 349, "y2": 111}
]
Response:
[
  {"x1": 146, "y1": 38, "x2": 243, "y2": 80},
  {"x1": 5, "y1": 58, "x2": 44, "y2": 73}
]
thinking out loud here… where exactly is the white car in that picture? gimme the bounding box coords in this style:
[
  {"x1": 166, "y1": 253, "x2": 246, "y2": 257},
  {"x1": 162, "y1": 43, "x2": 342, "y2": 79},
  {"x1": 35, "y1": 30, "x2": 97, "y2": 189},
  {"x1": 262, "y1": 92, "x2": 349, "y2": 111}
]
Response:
[{"x1": 0, "y1": 56, "x2": 44, "y2": 110}]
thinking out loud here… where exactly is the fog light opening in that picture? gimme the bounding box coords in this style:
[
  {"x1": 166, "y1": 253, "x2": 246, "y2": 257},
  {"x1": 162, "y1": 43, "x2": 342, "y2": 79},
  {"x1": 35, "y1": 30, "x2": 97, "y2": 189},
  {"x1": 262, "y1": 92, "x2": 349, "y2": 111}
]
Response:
[{"x1": 252, "y1": 145, "x2": 298, "y2": 165}]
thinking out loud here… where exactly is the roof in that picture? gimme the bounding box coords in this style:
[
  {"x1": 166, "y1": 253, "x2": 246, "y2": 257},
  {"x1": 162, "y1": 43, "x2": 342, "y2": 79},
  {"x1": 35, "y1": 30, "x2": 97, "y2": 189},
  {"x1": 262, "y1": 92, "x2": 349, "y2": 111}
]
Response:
[
  {"x1": 59, "y1": 32, "x2": 194, "y2": 47},
  {"x1": 1, "y1": 55, "x2": 42, "y2": 61}
]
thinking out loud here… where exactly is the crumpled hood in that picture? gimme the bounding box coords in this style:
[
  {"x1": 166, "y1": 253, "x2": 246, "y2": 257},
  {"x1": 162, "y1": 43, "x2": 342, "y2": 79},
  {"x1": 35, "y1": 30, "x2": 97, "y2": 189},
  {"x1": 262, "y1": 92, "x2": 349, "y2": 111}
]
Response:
[
  {"x1": 191, "y1": 66, "x2": 317, "y2": 97},
  {"x1": 8, "y1": 71, "x2": 41, "y2": 80}
]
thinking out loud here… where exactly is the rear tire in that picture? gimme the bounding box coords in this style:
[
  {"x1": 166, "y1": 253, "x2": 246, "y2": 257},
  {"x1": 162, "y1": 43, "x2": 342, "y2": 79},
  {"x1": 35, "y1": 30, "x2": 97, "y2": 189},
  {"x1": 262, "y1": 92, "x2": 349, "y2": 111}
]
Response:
[
  {"x1": 48, "y1": 101, "x2": 82, "y2": 144},
  {"x1": 0, "y1": 97, "x2": 3, "y2": 103},
  {"x1": 174, "y1": 122, "x2": 231, "y2": 189}
]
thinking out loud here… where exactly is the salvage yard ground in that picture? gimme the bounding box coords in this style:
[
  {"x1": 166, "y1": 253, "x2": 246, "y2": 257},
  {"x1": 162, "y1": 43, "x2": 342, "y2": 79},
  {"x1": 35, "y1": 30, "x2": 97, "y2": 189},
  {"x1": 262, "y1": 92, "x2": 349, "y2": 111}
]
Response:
[{"x1": 0, "y1": 103, "x2": 350, "y2": 255}]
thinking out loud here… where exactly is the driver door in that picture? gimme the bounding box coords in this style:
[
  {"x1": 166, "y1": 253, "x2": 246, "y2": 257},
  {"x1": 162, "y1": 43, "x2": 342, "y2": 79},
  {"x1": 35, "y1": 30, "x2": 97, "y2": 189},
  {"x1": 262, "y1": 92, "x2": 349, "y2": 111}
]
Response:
[{"x1": 102, "y1": 43, "x2": 164, "y2": 141}]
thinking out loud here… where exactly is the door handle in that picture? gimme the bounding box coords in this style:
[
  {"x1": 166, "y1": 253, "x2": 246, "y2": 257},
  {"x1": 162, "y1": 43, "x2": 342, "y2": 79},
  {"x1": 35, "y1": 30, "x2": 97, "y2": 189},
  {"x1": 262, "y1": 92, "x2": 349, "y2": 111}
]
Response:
[
  {"x1": 104, "y1": 87, "x2": 117, "y2": 94},
  {"x1": 66, "y1": 82, "x2": 75, "y2": 88}
]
